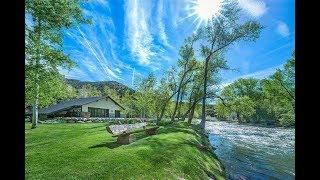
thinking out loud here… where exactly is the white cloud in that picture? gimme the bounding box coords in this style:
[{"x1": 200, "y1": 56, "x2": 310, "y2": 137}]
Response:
[
  {"x1": 240, "y1": 65, "x2": 282, "y2": 79},
  {"x1": 59, "y1": 67, "x2": 89, "y2": 80},
  {"x1": 276, "y1": 21, "x2": 290, "y2": 37},
  {"x1": 63, "y1": 3, "x2": 123, "y2": 81},
  {"x1": 125, "y1": 0, "x2": 154, "y2": 65},
  {"x1": 114, "y1": 68, "x2": 122, "y2": 73},
  {"x1": 156, "y1": 0, "x2": 173, "y2": 48},
  {"x1": 95, "y1": 0, "x2": 108, "y2": 6},
  {"x1": 76, "y1": 28, "x2": 118, "y2": 79},
  {"x1": 254, "y1": 42, "x2": 293, "y2": 60},
  {"x1": 168, "y1": 0, "x2": 185, "y2": 28},
  {"x1": 238, "y1": 0, "x2": 268, "y2": 18}
]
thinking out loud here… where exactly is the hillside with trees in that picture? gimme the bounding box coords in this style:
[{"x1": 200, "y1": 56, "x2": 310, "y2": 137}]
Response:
[{"x1": 66, "y1": 79, "x2": 135, "y2": 96}]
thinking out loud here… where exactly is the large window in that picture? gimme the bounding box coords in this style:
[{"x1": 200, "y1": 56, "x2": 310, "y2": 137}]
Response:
[{"x1": 88, "y1": 107, "x2": 109, "y2": 117}]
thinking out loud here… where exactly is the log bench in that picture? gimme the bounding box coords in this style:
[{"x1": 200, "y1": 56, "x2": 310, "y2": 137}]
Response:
[{"x1": 106, "y1": 123, "x2": 159, "y2": 144}]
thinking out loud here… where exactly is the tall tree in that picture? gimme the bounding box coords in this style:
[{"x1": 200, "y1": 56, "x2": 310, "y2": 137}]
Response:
[
  {"x1": 25, "y1": 0, "x2": 88, "y2": 128},
  {"x1": 261, "y1": 51, "x2": 295, "y2": 126},
  {"x1": 155, "y1": 68, "x2": 177, "y2": 124},
  {"x1": 135, "y1": 73, "x2": 157, "y2": 119},
  {"x1": 170, "y1": 36, "x2": 198, "y2": 121},
  {"x1": 197, "y1": 1, "x2": 262, "y2": 129},
  {"x1": 120, "y1": 90, "x2": 136, "y2": 118},
  {"x1": 181, "y1": 54, "x2": 227, "y2": 124}
]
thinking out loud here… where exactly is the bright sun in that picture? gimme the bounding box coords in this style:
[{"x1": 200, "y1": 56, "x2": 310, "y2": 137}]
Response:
[
  {"x1": 188, "y1": 0, "x2": 223, "y2": 29},
  {"x1": 195, "y1": 0, "x2": 222, "y2": 20}
]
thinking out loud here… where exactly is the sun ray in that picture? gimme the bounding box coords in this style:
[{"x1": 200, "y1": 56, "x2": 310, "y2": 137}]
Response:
[{"x1": 183, "y1": 0, "x2": 224, "y2": 31}]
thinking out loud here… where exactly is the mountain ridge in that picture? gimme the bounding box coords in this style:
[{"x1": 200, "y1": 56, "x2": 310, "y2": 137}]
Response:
[{"x1": 65, "y1": 78, "x2": 135, "y2": 96}]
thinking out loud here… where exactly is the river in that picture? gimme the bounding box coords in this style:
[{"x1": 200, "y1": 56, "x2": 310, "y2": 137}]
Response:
[{"x1": 205, "y1": 121, "x2": 295, "y2": 180}]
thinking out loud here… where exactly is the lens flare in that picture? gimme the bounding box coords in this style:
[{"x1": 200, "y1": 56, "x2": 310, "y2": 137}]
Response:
[
  {"x1": 184, "y1": 0, "x2": 224, "y2": 30},
  {"x1": 194, "y1": 0, "x2": 222, "y2": 21}
]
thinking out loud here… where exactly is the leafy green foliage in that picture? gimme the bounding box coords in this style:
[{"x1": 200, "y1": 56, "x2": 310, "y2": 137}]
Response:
[
  {"x1": 25, "y1": 0, "x2": 88, "y2": 128},
  {"x1": 120, "y1": 90, "x2": 136, "y2": 118},
  {"x1": 134, "y1": 73, "x2": 157, "y2": 118},
  {"x1": 215, "y1": 51, "x2": 295, "y2": 127},
  {"x1": 25, "y1": 70, "x2": 73, "y2": 107},
  {"x1": 103, "y1": 86, "x2": 121, "y2": 102},
  {"x1": 195, "y1": 0, "x2": 263, "y2": 129},
  {"x1": 77, "y1": 84, "x2": 102, "y2": 98},
  {"x1": 231, "y1": 96, "x2": 256, "y2": 122}
]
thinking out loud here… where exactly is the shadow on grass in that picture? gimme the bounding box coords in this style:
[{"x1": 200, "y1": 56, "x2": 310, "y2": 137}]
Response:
[
  {"x1": 89, "y1": 141, "x2": 122, "y2": 149},
  {"x1": 87, "y1": 121, "x2": 224, "y2": 178},
  {"x1": 89, "y1": 131, "x2": 151, "y2": 149}
]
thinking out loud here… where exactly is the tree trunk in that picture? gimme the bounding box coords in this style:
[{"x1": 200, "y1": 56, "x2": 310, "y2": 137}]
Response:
[
  {"x1": 157, "y1": 106, "x2": 167, "y2": 125},
  {"x1": 236, "y1": 113, "x2": 241, "y2": 123},
  {"x1": 177, "y1": 92, "x2": 184, "y2": 121},
  {"x1": 181, "y1": 109, "x2": 189, "y2": 121},
  {"x1": 181, "y1": 93, "x2": 194, "y2": 121},
  {"x1": 31, "y1": 21, "x2": 42, "y2": 129},
  {"x1": 188, "y1": 104, "x2": 196, "y2": 125},
  {"x1": 31, "y1": 82, "x2": 39, "y2": 129},
  {"x1": 171, "y1": 89, "x2": 180, "y2": 121},
  {"x1": 200, "y1": 59, "x2": 209, "y2": 130}
]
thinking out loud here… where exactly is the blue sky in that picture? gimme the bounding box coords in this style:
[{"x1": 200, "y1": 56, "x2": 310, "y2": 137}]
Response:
[{"x1": 59, "y1": 0, "x2": 295, "y2": 88}]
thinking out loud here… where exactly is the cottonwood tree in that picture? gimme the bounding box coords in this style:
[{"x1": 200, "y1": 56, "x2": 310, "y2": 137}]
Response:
[
  {"x1": 182, "y1": 52, "x2": 227, "y2": 124},
  {"x1": 215, "y1": 51, "x2": 295, "y2": 126},
  {"x1": 215, "y1": 82, "x2": 258, "y2": 123},
  {"x1": 170, "y1": 36, "x2": 199, "y2": 121},
  {"x1": 134, "y1": 74, "x2": 157, "y2": 119},
  {"x1": 120, "y1": 90, "x2": 136, "y2": 118},
  {"x1": 25, "y1": 71, "x2": 72, "y2": 107},
  {"x1": 215, "y1": 78, "x2": 264, "y2": 123},
  {"x1": 261, "y1": 51, "x2": 295, "y2": 126},
  {"x1": 155, "y1": 68, "x2": 177, "y2": 124},
  {"x1": 25, "y1": 0, "x2": 88, "y2": 128},
  {"x1": 153, "y1": 78, "x2": 170, "y2": 124},
  {"x1": 196, "y1": 0, "x2": 262, "y2": 129}
]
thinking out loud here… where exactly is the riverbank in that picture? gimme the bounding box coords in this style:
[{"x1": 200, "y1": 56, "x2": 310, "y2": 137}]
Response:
[{"x1": 25, "y1": 121, "x2": 225, "y2": 179}]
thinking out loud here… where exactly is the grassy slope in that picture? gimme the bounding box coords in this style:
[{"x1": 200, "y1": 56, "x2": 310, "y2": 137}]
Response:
[{"x1": 25, "y1": 122, "x2": 225, "y2": 179}]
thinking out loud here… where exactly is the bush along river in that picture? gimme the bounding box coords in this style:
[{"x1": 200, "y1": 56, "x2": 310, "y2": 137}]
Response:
[{"x1": 205, "y1": 121, "x2": 295, "y2": 180}]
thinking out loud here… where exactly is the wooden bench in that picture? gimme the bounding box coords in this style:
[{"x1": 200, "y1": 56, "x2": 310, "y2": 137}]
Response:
[{"x1": 106, "y1": 123, "x2": 159, "y2": 144}]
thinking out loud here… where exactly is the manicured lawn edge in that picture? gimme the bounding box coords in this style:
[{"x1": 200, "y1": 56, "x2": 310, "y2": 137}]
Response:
[{"x1": 25, "y1": 121, "x2": 225, "y2": 179}]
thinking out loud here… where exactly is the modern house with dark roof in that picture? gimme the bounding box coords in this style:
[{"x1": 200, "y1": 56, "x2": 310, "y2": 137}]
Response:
[{"x1": 38, "y1": 96, "x2": 125, "y2": 118}]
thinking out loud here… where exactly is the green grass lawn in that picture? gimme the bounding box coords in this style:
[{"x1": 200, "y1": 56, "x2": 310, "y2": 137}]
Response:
[{"x1": 25, "y1": 121, "x2": 225, "y2": 179}]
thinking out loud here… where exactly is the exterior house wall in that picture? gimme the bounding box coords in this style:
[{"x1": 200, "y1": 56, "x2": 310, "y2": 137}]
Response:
[{"x1": 81, "y1": 97, "x2": 122, "y2": 117}]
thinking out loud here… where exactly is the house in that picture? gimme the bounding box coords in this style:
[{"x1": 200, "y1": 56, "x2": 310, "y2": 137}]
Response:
[{"x1": 38, "y1": 96, "x2": 125, "y2": 118}]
